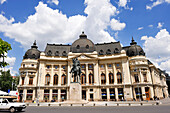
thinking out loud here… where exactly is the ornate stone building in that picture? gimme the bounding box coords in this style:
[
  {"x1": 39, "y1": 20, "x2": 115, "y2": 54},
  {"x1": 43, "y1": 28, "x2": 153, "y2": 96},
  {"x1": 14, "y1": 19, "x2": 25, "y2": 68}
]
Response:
[{"x1": 18, "y1": 32, "x2": 169, "y2": 102}]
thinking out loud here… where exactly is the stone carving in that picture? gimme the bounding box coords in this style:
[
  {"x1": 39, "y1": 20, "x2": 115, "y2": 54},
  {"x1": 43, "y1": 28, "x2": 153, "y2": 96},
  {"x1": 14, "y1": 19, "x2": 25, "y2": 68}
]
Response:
[{"x1": 70, "y1": 58, "x2": 81, "y2": 82}]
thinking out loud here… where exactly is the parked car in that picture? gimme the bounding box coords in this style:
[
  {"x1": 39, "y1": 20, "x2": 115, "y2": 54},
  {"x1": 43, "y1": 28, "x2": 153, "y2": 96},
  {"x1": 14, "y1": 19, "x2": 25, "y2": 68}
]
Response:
[{"x1": 0, "y1": 98, "x2": 26, "y2": 113}]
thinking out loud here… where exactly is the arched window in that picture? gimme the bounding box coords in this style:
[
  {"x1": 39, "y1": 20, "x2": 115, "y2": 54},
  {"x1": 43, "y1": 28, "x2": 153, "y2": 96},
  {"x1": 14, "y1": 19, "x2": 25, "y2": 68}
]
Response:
[
  {"x1": 32, "y1": 54, "x2": 36, "y2": 58},
  {"x1": 109, "y1": 72, "x2": 114, "y2": 84},
  {"x1": 139, "y1": 50, "x2": 144, "y2": 55},
  {"x1": 99, "y1": 50, "x2": 104, "y2": 55},
  {"x1": 45, "y1": 74, "x2": 50, "y2": 85},
  {"x1": 61, "y1": 74, "x2": 66, "y2": 85},
  {"x1": 114, "y1": 48, "x2": 119, "y2": 53},
  {"x1": 81, "y1": 74, "x2": 86, "y2": 84},
  {"x1": 86, "y1": 45, "x2": 89, "y2": 49},
  {"x1": 101, "y1": 73, "x2": 106, "y2": 84},
  {"x1": 106, "y1": 49, "x2": 111, "y2": 55},
  {"x1": 53, "y1": 74, "x2": 58, "y2": 85},
  {"x1": 62, "y1": 51, "x2": 67, "y2": 56},
  {"x1": 55, "y1": 51, "x2": 59, "y2": 56},
  {"x1": 47, "y1": 50, "x2": 52, "y2": 56},
  {"x1": 89, "y1": 73, "x2": 94, "y2": 84},
  {"x1": 117, "y1": 72, "x2": 122, "y2": 84},
  {"x1": 76, "y1": 45, "x2": 80, "y2": 49},
  {"x1": 130, "y1": 51, "x2": 134, "y2": 56}
]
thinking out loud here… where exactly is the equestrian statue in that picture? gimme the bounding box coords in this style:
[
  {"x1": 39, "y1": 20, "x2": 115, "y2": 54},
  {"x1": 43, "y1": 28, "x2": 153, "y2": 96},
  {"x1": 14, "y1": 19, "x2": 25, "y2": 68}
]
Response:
[{"x1": 70, "y1": 58, "x2": 81, "y2": 83}]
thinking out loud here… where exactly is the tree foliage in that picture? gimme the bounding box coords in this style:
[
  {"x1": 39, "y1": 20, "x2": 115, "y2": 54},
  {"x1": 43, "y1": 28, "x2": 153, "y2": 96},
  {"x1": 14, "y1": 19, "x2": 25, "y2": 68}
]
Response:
[
  {"x1": 0, "y1": 38, "x2": 12, "y2": 68},
  {"x1": 0, "y1": 70, "x2": 13, "y2": 92}
]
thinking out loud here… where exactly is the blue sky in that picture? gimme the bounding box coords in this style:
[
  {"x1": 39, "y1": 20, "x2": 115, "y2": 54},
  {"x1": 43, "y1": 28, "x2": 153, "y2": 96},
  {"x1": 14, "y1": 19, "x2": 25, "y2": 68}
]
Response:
[{"x1": 0, "y1": 0, "x2": 170, "y2": 75}]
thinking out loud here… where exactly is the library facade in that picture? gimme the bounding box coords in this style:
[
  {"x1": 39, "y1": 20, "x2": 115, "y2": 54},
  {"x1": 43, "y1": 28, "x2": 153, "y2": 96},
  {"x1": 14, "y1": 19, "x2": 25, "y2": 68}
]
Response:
[{"x1": 17, "y1": 32, "x2": 169, "y2": 102}]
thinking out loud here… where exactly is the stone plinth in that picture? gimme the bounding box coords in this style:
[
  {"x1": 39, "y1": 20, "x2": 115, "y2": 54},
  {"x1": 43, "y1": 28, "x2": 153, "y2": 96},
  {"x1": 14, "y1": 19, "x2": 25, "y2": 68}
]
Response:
[{"x1": 69, "y1": 82, "x2": 82, "y2": 101}]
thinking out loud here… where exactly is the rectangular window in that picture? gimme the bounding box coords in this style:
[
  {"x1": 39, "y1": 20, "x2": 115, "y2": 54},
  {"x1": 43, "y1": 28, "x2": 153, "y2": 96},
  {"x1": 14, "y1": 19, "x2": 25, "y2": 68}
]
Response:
[
  {"x1": 101, "y1": 89, "x2": 107, "y2": 100},
  {"x1": 22, "y1": 77, "x2": 25, "y2": 85},
  {"x1": 61, "y1": 90, "x2": 67, "y2": 100},
  {"x1": 44, "y1": 90, "x2": 49, "y2": 101},
  {"x1": 143, "y1": 74, "x2": 147, "y2": 82},
  {"x1": 134, "y1": 74, "x2": 139, "y2": 83},
  {"x1": 52, "y1": 90, "x2": 58, "y2": 101},
  {"x1": 26, "y1": 90, "x2": 33, "y2": 100},
  {"x1": 118, "y1": 88, "x2": 124, "y2": 100},
  {"x1": 29, "y1": 77, "x2": 33, "y2": 85},
  {"x1": 110, "y1": 88, "x2": 115, "y2": 100}
]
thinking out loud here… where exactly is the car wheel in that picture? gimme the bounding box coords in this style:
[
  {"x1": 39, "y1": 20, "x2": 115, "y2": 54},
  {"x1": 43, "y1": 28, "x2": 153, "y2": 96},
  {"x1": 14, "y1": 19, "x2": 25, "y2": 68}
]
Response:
[{"x1": 10, "y1": 107, "x2": 15, "y2": 113}]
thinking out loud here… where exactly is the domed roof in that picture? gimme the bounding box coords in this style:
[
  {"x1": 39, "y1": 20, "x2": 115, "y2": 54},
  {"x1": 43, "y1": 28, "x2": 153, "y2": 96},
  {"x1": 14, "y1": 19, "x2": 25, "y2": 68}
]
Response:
[
  {"x1": 127, "y1": 37, "x2": 145, "y2": 57},
  {"x1": 70, "y1": 32, "x2": 96, "y2": 53},
  {"x1": 23, "y1": 41, "x2": 41, "y2": 59}
]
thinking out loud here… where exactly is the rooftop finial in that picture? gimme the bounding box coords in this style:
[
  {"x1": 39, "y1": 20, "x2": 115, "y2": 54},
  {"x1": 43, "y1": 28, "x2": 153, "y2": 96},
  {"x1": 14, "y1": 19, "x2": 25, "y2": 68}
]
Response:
[
  {"x1": 31, "y1": 40, "x2": 38, "y2": 49},
  {"x1": 33, "y1": 40, "x2": 36, "y2": 46},
  {"x1": 130, "y1": 36, "x2": 137, "y2": 45},
  {"x1": 79, "y1": 31, "x2": 87, "y2": 39}
]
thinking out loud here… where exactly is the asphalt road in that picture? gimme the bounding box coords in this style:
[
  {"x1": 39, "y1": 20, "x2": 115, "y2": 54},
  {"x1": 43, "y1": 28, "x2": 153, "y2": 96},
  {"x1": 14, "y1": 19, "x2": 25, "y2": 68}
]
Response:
[{"x1": 1, "y1": 105, "x2": 170, "y2": 113}]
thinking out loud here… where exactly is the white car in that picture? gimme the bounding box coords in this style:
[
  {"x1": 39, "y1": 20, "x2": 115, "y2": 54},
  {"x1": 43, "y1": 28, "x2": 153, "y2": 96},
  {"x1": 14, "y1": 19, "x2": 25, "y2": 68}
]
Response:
[{"x1": 0, "y1": 98, "x2": 26, "y2": 113}]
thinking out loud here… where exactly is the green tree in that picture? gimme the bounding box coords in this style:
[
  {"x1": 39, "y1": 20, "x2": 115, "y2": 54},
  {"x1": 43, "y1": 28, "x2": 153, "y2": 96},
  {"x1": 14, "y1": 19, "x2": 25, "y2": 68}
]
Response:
[
  {"x1": 0, "y1": 70, "x2": 13, "y2": 92},
  {"x1": 0, "y1": 38, "x2": 12, "y2": 68}
]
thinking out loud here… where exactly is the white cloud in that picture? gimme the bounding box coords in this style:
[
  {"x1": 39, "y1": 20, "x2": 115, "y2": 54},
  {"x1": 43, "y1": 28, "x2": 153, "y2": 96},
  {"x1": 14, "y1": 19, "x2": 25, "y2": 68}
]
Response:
[
  {"x1": 47, "y1": 0, "x2": 59, "y2": 5},
  {"x1": 0, "y1": 0, "x2": 6, "y2": 4},
  {"x1": 157, "y1": 22, "x2": 163, "y2": 29},
  {"x1": 137, "y1": 27, "x2": 144, "y2": 30},
  {"x1": 148, "y1": 24, "x2": 153, "y2": 28},
  {"x1": 110, "y1": 18, "x2": 126, "y2": 31},
  {"x1": 0, "y1": 55, "x2": 17, "y2": 76},
  {"x1": 0, "y1": 1, "x2": 126, "y2": 50},
  {"x1": 141, "y1": 29, "x2": 170, "y2": 74},
  {"x1": 118, "y1": 0, "x2": 133, "y2": 11},
  {"x1": 118, "y1": 0, "x2": 127, "y2": 7},
  {"x1": 146, "y1": 0, "x2": 170, "y2": 10}
]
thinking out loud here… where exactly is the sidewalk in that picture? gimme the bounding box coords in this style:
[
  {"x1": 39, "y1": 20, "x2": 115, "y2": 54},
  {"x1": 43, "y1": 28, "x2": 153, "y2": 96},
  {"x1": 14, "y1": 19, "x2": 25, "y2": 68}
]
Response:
[{"x1": 26, "y1": 100, "x2": 161, "y2": 107}]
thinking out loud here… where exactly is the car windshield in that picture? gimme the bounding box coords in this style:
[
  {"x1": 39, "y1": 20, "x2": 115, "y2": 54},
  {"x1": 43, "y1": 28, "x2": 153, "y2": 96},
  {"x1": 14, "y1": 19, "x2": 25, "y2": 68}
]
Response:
[{"x1": 2, "y1": 99, "x2": 8, "y2": 103}]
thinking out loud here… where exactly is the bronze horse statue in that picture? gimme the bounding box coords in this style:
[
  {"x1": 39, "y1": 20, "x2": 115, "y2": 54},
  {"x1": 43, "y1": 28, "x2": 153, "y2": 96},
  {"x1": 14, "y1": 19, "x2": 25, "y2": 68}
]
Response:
[{"x1": 70, "y1": 58, "x2": 81, "y2": 82}]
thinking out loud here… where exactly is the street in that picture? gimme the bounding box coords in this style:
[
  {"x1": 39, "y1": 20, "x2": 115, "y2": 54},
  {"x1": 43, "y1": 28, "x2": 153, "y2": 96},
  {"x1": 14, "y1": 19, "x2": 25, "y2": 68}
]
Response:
[{"x1": 1, "y1": 105, "x2": 170, "y2": 113}]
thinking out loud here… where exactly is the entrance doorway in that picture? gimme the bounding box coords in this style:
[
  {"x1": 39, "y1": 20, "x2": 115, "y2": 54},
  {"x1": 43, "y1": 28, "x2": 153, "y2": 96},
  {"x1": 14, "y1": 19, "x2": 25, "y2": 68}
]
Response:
[
  {"x1": 145, "y1": 87, "x2": 150, "y2": 100},
  {"x1": 82, "y1": 90, "x2": 86, "y2": 100}
]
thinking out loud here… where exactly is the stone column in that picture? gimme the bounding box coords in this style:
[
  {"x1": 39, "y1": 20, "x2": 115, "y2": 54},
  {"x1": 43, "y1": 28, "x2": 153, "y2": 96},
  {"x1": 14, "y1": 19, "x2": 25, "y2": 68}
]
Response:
[
  {"x1": 49, "y1": 89, "x2": 52, "y2": 101},
  {"x1": 32, "y1": 89, "x2": 35, "y2": 101},
  {"x1": 115, "y1": 88, "x2": 118, "y2": 101},
  {"x1": 113, "y1": 64, "x2": 117, "y2": 84},
  {"x1": 107, "y1": 88, "x2": 110, "y2": 101},
  {"x1": 133, "y1": 87, "x2": 136, "y2": 100},
  {"x1": 19, "y1": 76, "x2": 22, "y2": 85},
  {"x1": 86, "y1": 88, "x2": 89, "y2": 101},
  {"x1": 86, "y1": 63, "x2": 89, "y2": 85},
  {"x1": 93, "y1": 63, "x2": 99, "y2": 85},
  {"x1": 58, "y1": 65, "x2": 61, "y2": 86},
  {"x1": 67, "y1": 88, "x2": 69, "y2": 100},
  {"x1": 105, "y1": 64, "x2": 109, "y2": 85},
  {"x1": 139, "y1": 68, "x2": 143, "y2": 83},
  {"x1": 150, "y1": 86, "x2": 154, "y2": 99},
  {"x1": 50, "y1": 65, "x2": 54, "y2": 86},
  {"x1": 141, "y1": 87, "x2": 146, "y2": 100},
  {"x1": 58, "y1": 89, "x2": 61, "y2": 102},
  {"x1": 23, "y1": 89, "x2": 27, "y2": 101},
  {"x1": 67, "y1": 62, "x2": 71, "y2": 86}
]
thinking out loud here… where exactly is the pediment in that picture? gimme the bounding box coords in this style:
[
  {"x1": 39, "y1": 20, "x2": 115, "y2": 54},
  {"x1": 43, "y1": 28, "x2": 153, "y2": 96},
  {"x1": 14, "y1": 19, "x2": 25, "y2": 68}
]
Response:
[{"x1": 69, "y1": 53, "x2": 96, "y2": 60}]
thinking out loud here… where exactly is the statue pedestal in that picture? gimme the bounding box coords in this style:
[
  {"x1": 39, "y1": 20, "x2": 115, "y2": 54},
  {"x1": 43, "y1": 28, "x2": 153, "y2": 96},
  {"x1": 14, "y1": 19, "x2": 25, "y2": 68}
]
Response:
[{"x1": 69, "y1": 82, "x2": 82, "y2": 101}]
